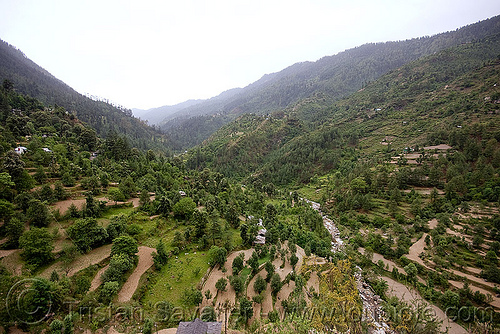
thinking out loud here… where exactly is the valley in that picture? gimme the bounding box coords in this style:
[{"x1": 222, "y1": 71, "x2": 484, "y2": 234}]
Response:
[{"x1": 1, "y1": 14, "x2": 500, "y2": 334}]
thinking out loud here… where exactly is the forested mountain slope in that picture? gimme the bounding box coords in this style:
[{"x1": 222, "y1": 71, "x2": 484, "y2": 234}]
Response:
[
  {"x1": 0, "y1": 39, "x2": 170, "y2": 152},
  {"x1": 186, "y1": 31, "x2": 500, "y2": 185},
  {"x1": 162, "y1": 15, "x2": 500, "y2": 150}
]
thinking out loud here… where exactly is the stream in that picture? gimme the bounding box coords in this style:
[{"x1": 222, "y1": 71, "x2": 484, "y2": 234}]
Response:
[{"x1": 303, "y1": 198, "x2": 394, "y2": 334}]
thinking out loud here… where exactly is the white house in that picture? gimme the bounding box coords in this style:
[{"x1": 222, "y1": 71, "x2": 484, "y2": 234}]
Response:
[{"x1": 14, "y1": 146, "x2": 27, "y2": 154}]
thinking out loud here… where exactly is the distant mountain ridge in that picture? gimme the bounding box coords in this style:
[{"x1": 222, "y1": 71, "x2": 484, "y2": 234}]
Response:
[
  {"x1": 0, "y1": 39, "x2": 170, "y2": 152},
  {"x1": 155, "y1": 15, "x2": 500, "y2": 150},
  {"x1": 184, "y1": 29, "x2": 500, "y2": 185},
  {"x1": 132, "y1": 99, "x2": 203, "y2": 124}
]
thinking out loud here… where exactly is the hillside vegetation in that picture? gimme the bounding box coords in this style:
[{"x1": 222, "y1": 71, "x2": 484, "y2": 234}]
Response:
[
  {"x1": 1, "y1": 14, "x2": 500, "y2": 334},
  {"x1": 159, "y1": 15, "x2": 500, "y2": 150},
  {"x1": 0, "y1": 39, "x2": 170, "y2": 153},
  {"x1": 186, "y1": 31, "x2": 500, "y2": 185}
]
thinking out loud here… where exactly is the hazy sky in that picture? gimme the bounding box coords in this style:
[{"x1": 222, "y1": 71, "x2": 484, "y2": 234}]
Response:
[{"x1": 0, "y1": 0, "x2": 499, "y2": 109}]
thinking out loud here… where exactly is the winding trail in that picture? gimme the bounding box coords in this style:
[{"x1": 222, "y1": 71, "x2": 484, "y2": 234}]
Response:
[{"x1": 117, "y1": 246, "x2": 155, "y2": 302}]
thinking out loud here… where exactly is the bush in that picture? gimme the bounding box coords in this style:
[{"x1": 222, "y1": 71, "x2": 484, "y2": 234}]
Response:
[
  {"x1": 99, "y1": 281, "x2": 120, "y2": 303},
  {"x1": 111, "y1": 235, "x2": 138, "y2": 258},
  {"x1": 102, "y1": 253, "x2": 134, "y2": 283},
  {"x1": 27, "y1": 198, "x2": 50, "y2": 227},
  {"x1": 67, "y1": 218, "x2": 108, "y2": 253},
  {"x1": 182, "y1": 287, "x2": 203, "y2": 306},
  {"x1": 172, "y1": 197, "x2": 196, "y2": 219},
  {"x1": 19, "y1": 227, "x2": 54, "y2": 268},
  {"x1": 207, "y1": 246, "x2": 227, "y2": 268}
]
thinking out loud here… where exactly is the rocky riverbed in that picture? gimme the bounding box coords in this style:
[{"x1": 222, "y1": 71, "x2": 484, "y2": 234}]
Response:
[{"x1": 303, "y1": 198, "x2": 394, "y2": 334}]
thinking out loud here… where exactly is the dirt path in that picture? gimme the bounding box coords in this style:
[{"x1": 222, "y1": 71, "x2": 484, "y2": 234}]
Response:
[
  {"x1": 89, "y1": 264, "x2": 109, "y2": 292},
  {"x1": 0, "y1": 249, "x2": 18, "y2": 258},
  {"x1": 381, "y1": 276, "x2": 467, "y2": 334},
  {"x1": 40, "y1": 244, "x2": 112, "y2": 279},
  {"x1": 407, "y1": 233, "x2": 429, "y2": 268},
  {"x1": 117, "y1": 246, "x2": 155, "y2": 302}
]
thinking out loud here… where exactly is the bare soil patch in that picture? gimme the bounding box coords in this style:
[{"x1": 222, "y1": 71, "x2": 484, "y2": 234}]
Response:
[
  {"x1": 428, "y1": 218, "x2": 438, "y2": 229},
  {"x1": 449, "y1": 280, "x2": 500, "y2": 309},
  {"x1": 0, "y1": 249, "x2": 22, "y2": 275},
  {"x1": 423, "y1": 144, "x2": 452, "y2": 151},
  {"x1": 200, "y1": 249, "x2": 254, "y2": 314},
  {"x1": 407, "y1": 234, "x2": 429, "y2": 268},
  {"x1": 381, "y1": 276, "x2": 467, "y2": 334},
  {"x1": 117, "y1": 246, "x2": 155, "y2": 302},
  {"x1": 40, "y1": 244, "x2": 112, "y2": 279},
  {"x1": 52, "y1": 198, "x2": 87, "y2": 214},
  {"x1": 359, "y1": 247, "x2": 408, "y2": 275},
  {"x1": 90, "y1": 264, "x2": 109, "y2": 292},
  {"x1": 157, "y1": 329, "x2": 178, "y2": 334}
]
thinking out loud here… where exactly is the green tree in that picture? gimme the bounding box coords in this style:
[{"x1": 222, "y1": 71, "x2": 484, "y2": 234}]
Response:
[
  {"x1": 153, "y1": 239, "x2": 169, "y2": 269},
  {"x1": 404, "y1": 263, "x2": 418, "y2": 284},
  {"x1": 208, "y1": 220, "x2": 222, "y2": 246},
  {"x1": 0, "y1": 199, "x2": 14, "y2": 225},
  {"x1": 54, "y1": 181, "x2": 68, "y2": 200},
  {"x1": 201, "y1": 306, "x2": 217, "y2": 322},
  {"x1": 4, "y1": 218, "x2": 24, "y2": 248},
  {"x1": 253, "y1": 275, "x2": 266, "y2": 294},
  {"x1": 33, "y1": 165, "x2": 47, "y2": 184},
  {"x1": 238, "y1": 297, "x2": 253, "y2": 325},
  {"x1": 182, "y1": 286, "x2": 203, "y2": 306},
  {"x1": 99, "y1": 281, "x2": 120, "y2": 303},
  {"x1": 107, "y1": 188, "x2": 125, "y2": 205},
  {"x1": 0, "y1": 172, "x2": 15, "y2": 200},
  {"x1": 67, "y1": 217, "x2": 108, "y2": 253},
  {"x1": 172, "y1": 197, "x2": 196, "y2": 219},
  {"x1": 270, "y1": 273, "x2": 282, "y2": 295},
  {"x1": 143, "y1": 318, "x2": 154, "y2": 334},
  {"x1": 139, "y1": 189, "x2": 151, "y2": 207},
  {"x1": 440, "y1": 289, "x2": 460, "y2": 310},
  {"x1": 61, "y1": 172, "x2": 75, "y2": 187},
  {"x1": 27, "y1": 198, "x2": 50, "y2": 227},
  {"x1": 102, "y1": 253, "x2": 134, "y2": 283},
  {"x1": 106, "y1": 215, "x2": 127, "y2": 241},
  {"x1": 19, "y1": 227, "x2": 54, "y2": 268},
  {"x1": 63, "y1": 314, "x2": 74, "y2": 334},
  {"x1": 192, "y1": 210, "x2": 208, "y2": 239},
  {"x1": 265, "y1": 260, "x2": 275, "y2": 282},
  {"x1": 215, "y1": 277, "x2": 228, "y2": 295},
  {"x1": 232, "y1": 253, "x2": 244, "y2": 275},
  {"x1": 207, "y1": 246, "x2": 227, "y2": 268},
  {"x1": 50, "y1": 319, "x2": 63, "y2": 334},
  {"x1": 229, "y1": 275, "x2": 244, "y2": 295},
  {"x1": 111, "y1": 235, "x2": 138, "y2": 258},
  {"x1": 119, "y1": 175, "x2": 137, "y2": 199},
  {"x1": 248, "y1": 250, "x2": 259, "y2": 274}
]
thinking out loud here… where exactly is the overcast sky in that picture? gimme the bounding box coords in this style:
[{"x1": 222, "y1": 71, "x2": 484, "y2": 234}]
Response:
[{"x1": 0, "y1": 0, "x2": 499, "y2": 109}]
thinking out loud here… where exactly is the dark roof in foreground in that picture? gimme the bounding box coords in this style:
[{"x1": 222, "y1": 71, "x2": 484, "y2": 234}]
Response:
[{"x1": 176, "y1": 318, "x2": 222, "y2": 334}]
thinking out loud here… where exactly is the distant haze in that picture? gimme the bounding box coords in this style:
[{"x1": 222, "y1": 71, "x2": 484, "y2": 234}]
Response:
[{"x1": 0, "y1": 0, "x2": 499, "y2": 109}]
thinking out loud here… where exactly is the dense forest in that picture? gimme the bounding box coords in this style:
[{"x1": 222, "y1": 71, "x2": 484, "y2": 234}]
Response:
[
  {"x1": 153, "y1": 15, "x2": 500, "y2": 151},
  {"x1": 0, "y1": 39, "x2": 170, "y2": 153}
]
